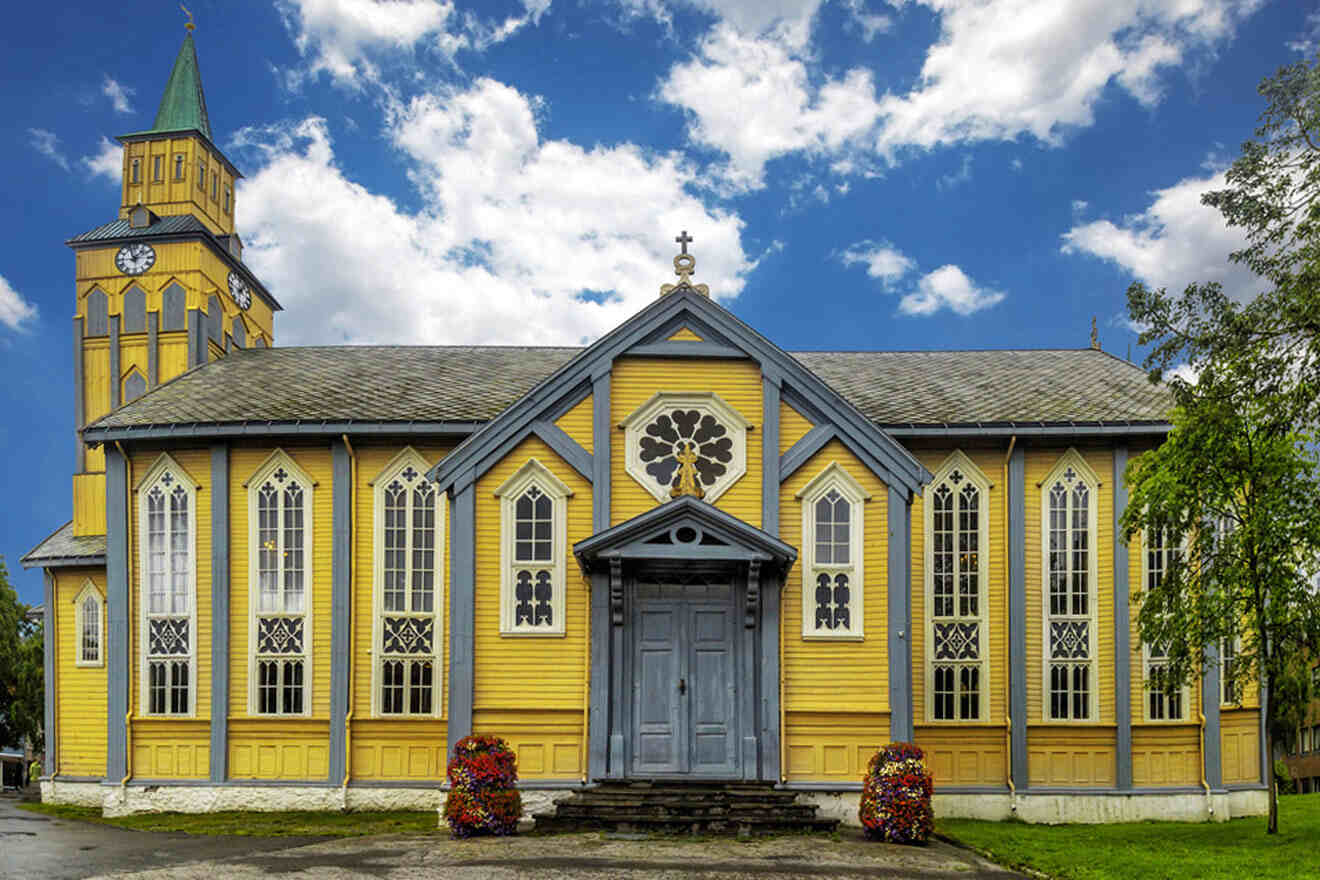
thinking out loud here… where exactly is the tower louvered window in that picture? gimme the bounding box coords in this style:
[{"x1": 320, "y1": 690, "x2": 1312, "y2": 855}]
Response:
[
  {"x1": 247, "y1": 452, "x2": 314, "y2": 716},
  {"x1": 373, "y1": 451, "x2": 443, "y2": 716},
  {"x1": 138, "y1": 456, "x2": 196, "y2": 716},
  {"x1": 926, "y1": 452, "x2": 990, "y2": 721},
  {"x1": 1043, "y1": 453, "x2": 1098, "y2": 721}
]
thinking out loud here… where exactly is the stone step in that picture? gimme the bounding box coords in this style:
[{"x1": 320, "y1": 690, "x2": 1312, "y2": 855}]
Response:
[
  {"x1": 551, "y1": 803, "x2": 821, "y2": 820},
  {"x1": 561, "y1": 795, "x2": 812, "y2": 811},
  {"x1": 531, "y1": 812, "x2": 840, "y2": 835}
]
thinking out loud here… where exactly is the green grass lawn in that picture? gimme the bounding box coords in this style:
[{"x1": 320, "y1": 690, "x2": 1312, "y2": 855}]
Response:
[
  {"x1": 18, "y1": 803, "x2": 438, "y2": 837},
  {"x1": 938, "y1": 793, "x2": 1320, "y2": 880}
]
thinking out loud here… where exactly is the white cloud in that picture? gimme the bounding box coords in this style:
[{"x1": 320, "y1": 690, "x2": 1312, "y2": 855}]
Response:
[
  {"x1": 0, "y1": 274, "x2": 38, "y2": 331},
  {"x1": 276, "y1": 0, "x2": 465, "y2": 88},
  {"x1": 102, "y1": 76, "x2": 135, "y2": 114},
  {"x1": 936, "y1": 153, "x2": 972, "y2": 190},
  {"x1": 842, "y1": 0, "x2": 892, "y2": 42},
  {"x1": 617, "y1": 0, "x2": 824, "y2": 45},
  {"x1": 82, "y1": 137, "x2": 122, "y2": 180},
  {"x1": 1288, "y1": 10, "x2": 1320, "y2": 54},
  {"x1": 1061, "y1": 170, "x2": 1261, "y2": 299},
  {"x1": 838, "y1": 240, "x2": 915, "y2": 288},
  {"x1": 659, "y1": 25, "x2": 882, "y2": 190},
  {"x1": 898, "y1": 264, "x2": 1006, "y2": 316},
  {"x1": 876, "y1": 0, "x2": 1261, "y2": 155},
  {"x1": 28, "y1": 128, "x2": 69, "y2": 170},
  {"x1": 234, "y1": 80, "x2": 751, "y2": 347}
]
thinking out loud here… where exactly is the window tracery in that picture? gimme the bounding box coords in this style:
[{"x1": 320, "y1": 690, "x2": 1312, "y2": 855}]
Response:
[
  {"x1": 797, "y1": 462, "x2": 867, "y2": 640},
  {"x1": 137, "y1": 455, "x2": 196, "y2": 716},
  {"x1": 497, "y1": 459, "x2": 570, "y2": 636},
  {"x1": 1042, "y1": 450, "x2": 1098, "y2": 722}
]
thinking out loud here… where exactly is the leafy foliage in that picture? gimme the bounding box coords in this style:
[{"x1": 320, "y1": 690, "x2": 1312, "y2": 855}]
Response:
[
  {"x1": 0, "y1": 558, "x2": 43, "y2": 753},
  {"x1": 858, "y1": 742, "x2": 934, "y2": 845}
]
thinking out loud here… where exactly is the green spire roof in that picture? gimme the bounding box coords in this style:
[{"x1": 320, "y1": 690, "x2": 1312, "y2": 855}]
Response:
[{"x1": 148, "y1": 31, "x2": 211, "y2": 138}]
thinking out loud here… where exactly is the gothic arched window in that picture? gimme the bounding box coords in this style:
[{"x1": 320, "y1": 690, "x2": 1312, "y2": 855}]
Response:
[{"x1": 496, "y1": 459, "x2": 572, "y2": 636}]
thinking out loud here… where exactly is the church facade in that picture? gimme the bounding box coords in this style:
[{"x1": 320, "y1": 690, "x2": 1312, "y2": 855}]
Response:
[{"x1": 24, "y1": 29, "x2": 1268, "y2": 824}]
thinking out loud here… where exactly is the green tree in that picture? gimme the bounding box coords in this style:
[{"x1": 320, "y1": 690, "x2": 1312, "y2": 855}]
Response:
[{"x1": 0, "y1": 558, "x2": 43, "y2": 755}]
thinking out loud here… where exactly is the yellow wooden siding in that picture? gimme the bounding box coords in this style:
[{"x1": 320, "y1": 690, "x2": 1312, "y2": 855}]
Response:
[
  {"x1": 667, "y1": 327, "x2": 703, "y2": 341},
  {"x1": 128, "y1": 448, "x2": 212, "y2": 724},
  {"x1": 553, "y1": 394, "x2": 594, "y2": 454},
  {"x1": 910, "y1": 447, "x2": 1009, "y2": 727},
  {"x1": 132, "y1": 721, "x2": 208, "y2": 779},
  {"x1": 610, "y1": 357, "x2": 763, "y2": 529},
  {"x1": 914, "y1": 726, "x2": 1007, "y2": 786},
  {"x1": 350, "y1": 719, "x2": 449, "y2": 779},
  {"x1": 121, "y1": 136, "x2": 236, "y2": 236},
  {"x1": 227, "y1": 445, "x2": 334, "y2": 779},
  {"x1": 349, "y1": 444, "x2": 452, "y2": 730},
  {"x1": 473, "y1": 436, "x2": 590, "y2": 717},
  {"x1": 778, "y1": 400, "x2": 813, "y2": 455},
  {"x1": 780, "y1": 439, "x2": 888, "y2": 716},
  {"x1": 1024, "y1": 446, "x2": 1114, "y2": 724},
  {"x1": 474, "y1": 710, "x2": 584, "y2": 779},
  {"x1": 229, "y1": 720, "x2": 330, "y2": 779},
  {"x1": 1221, "y1": 708, "x2": 1262, "y2": 783},
  {"x1": 73, "y1": 472, "x2": 107, "y2": 537},
  {"x1": 82, "y1": 337, "x2": 110, "y2": 432},
  {"x1": 52, "y1": 569, "x2": 108, "y2": 777},
  {"x1": 785, "y1": 712, "x2": 889, "y2": 781},
  {"x1": 159, "y1": 332, "x2": 189, "y2": 383},
  {"x1": 1027, "y1": 727, "x2": 1116, "y2": 786},
  {"x1": 1131, "y1": 725, "x2": 1201, "y2": 786}
]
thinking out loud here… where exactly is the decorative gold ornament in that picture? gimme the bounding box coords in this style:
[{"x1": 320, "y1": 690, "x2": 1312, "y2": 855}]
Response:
[
  {"x1": 181, "y1": 3, "x2": 195, "y2": 31},
  {"x1": 670, "y1": 441, "x2": 705, "y2": 499},
  {"x1": 660, "y1": 230, "x2": 710, "y2": 297}
]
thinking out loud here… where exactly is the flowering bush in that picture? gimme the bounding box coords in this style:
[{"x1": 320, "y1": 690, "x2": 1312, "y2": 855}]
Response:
[
  {"x1": 444, "y1": 735, "x2": 521, "y2": 837},
  {"x1": 858, "y1": 742, "x2": 934, "y2": 845}
]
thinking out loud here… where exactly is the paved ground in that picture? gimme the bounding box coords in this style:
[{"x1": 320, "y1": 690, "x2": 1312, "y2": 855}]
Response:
[{"x1": 0, "y1": 797, "x2": 1023, "y2": 879}]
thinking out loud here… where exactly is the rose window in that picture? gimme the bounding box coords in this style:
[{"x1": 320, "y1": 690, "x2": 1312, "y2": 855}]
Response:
[{"x1": 623, "y1": 392, "x2": 750, "y2": 503}]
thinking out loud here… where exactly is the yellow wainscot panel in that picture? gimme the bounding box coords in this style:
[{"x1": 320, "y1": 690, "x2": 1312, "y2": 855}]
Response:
[
  {"x1": 914, "y1": 726, "x2": 1007, "y2": 787},
  {"x1": 1131, "y1": 724, "x2": 1201, "y2": 786},
  {"x1": 474, "y1": 709, "x2": 585, "y2": 779},
  {"x1": 784, "y1": 711, "x2": 890, "y2": 782},
  {"x1": 1221, "y1": 708, "x2": 1262, "y2": 784},
  {"x1": 228, "y1": 719, "x2": 332, "y2": 780},
  {"x1": 349, "y1": 719, "x2": 448, "y2": 780},
  {"x1": 129, "y1": 720, "x2": 209, "y2": 779},
  {"x1": 1027, "y1": 726, "x2": 1117, "y2": 786}
]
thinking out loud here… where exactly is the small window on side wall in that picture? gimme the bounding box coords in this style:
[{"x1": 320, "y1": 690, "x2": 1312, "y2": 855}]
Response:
[
  {"x1": 496, "y1": 459, "x2": 572, "y2": 636},
  {"x1": 130, "y1": 157, "x2": 141, "y2": 184},
  {"x1": 174, "y1": 153, "x2": 185, "y2": 180},
  {"x1": 75, "y1": 581, "x2": 105, "y2": 667},
  {"x1": 796, "y1": 461, "x2": 869, "y2": 640},
  {"x1": 153, "y1": 155, "x2": 163, "y2": 182}
]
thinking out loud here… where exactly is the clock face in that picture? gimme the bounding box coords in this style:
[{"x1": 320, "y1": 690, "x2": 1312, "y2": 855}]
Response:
[
  {"x1": 227, "y1": 271, "x2": 252, "y2": 310},
  {"x1": 115, "y1": 243, "x2": 156, "y2": 276}
]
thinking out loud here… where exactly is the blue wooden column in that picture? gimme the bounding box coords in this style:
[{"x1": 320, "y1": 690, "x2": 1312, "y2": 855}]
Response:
[
  {"x1": 888, "y1": 485, "x2": 913, "y2": 743},
  {"x1": 760, "y1": 374, "x2": 781, "y2": 781},
  {"x1": 1203, "y1": 642, "x2": 1223, "y2": 789},
  {"x1": 105, "y1": 445, "x2": 129, "y2": 782},
  {"x1": 447, "y1": 481, "x2": 476, "y2": 758},
  {"x1": 1008, "y1": 442, "x2": 1029, "y2": 789},
  {"x1": 328, "y1": 440, "x2": 352, "y2": 784},
  {"x1": 588, "y1": 372, "x2": 612, "y2": 779},
  {"x1": 1113, "y1": 444, "x2": 1133, "y2": 790},
  {"x1": 209, "y1": 443, "x2": 230, "y2": 782}
]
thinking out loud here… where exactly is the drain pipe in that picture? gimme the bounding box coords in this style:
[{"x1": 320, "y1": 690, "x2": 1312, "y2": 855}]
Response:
[
  {"x1": 1003, "y1": 436, "x2": 1017, "y2": 811},
  {"x1": 341, "y1": 435, "x2": 357, "y2": 802},
  {"x1": 117, "y1": 441, "x2": 135, "y2": 792},
  {"x1": 1199, "y1": 702, "x2": 1213, "y2": 815}
]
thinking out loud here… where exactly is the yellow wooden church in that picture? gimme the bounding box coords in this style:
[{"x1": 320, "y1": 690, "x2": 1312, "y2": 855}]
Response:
[{"x1": 24, "y1": 28, "x2": 1267, "y2": 824}]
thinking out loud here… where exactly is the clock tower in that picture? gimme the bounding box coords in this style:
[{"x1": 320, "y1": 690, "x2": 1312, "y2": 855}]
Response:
[{"x1": 67, "y1": 22, "x2": 281, "y2": 537}]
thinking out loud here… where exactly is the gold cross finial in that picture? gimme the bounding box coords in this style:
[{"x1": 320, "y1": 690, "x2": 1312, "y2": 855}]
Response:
[
  {"x1": 181, "y1": 4, "x2": 195, "y2": 31},
  {"x1": 660, "y1": 230, "x2": 710, "y2": 297},
  {"x1": 670, "y1": 442, "x2": 705, "y2": 499}
]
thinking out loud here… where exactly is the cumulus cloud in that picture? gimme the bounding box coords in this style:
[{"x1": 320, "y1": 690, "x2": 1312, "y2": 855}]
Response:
[
  {"x1": 28, "y1": 128, "x2": 69, "y2": 170},
  {"x1": 617, "y1": 0, "x2": 824, "y2": 45},
  {"x1": 1288, "y1": 10, "x2": 1320, "y2": 54},
  {"x1": 0, "y1": 274, "x2": 38, "y2": 331},
  {"x1": 1061, "y1": 170, "x2": 1261, "y2": 299},
  {"x1": 899, "y1": 264, "x2": 1006, "y2": 316},
  {"x1": 82, "y1": 137, "x2": 122, "y2": 181},
  {"x1": 842, "y1": 0, "x2": 892, "y2": 42},
  {"x1": 659, "y1": 24, "x2": 882, "y2": 190},
  {"x1": 102, "y1": 76, "x2": 135, "y2": 114},
  {"x1": 839, "y1": 241, "x2": 1005, "y2": 316},
  {"x1": 234, "y1": 80, "x2": 751, "y2": 347},
  {"x1": 838, "y1": 240, "x2": 915, "y2": 288}
]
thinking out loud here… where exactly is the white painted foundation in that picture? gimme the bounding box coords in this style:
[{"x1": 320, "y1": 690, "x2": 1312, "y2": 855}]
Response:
[{"x1": 39, "y1": 780, "x2": 103, "y2": 808}]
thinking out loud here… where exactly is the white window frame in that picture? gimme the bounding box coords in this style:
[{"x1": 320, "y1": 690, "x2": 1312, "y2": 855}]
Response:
[
  {"x1": 1221, "y1": 636, "x2": 1243, "y2": 707},
  {"x1": 1040, "y1": 448, "x2": 1100, "y2": 723},
  {"x1": 74, "y1": 580, "x2": 105, "y2": 668},
  {"x1": 924, "y1": 450, "x2": 991, "y2": 722},
  {"x1": 496, "y1": 458, "x2": 572, "y2": 637},
  {"x1": 136, "y1": 453, "x2": 199, "y2": 717},
  {"x1": 796, "y1": 461, "x2": 869, "y2": 640},
  {"x1": 621, "y1": 391, "x2": 751, "y2": 504},
  {"x1": 244, "y1": 449, "x2": 315, "y2": 717},
  {"x1": 1141, "y1": 528, "x2": 1189, "y2": 722},
  {"x1": 370, "y1": 447, "x2": 444, "y2": 718}
]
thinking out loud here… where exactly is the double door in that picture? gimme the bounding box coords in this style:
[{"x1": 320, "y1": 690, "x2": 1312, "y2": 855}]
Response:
[{"x1": 631, "y1": 581, "x2": 739, "y2": 777}]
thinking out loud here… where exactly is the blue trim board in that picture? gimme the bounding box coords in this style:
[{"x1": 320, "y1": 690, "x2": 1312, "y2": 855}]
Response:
[
  {"x1": 888, "y1": 485, "x2": 913, "y2": 742},
  {"x1": 779, "y1": 424, "x2": 836, "y2": 482},
  {"x1": 588, "y1": 571, "x2": 610, "y2": 779},
  {"x1": 530, "y1": 420, "x2": 593, "y2": 483},
  {"x1": 761, "y1": 376, "x2": 779, "y2": 531},
  {"x1": 1113, "y1": 444, "x2": 1132, "y2": 790},
  {"x1": 108, "y1": 315, "x2": 120, "y2": 410},
  {"x1": 147, "y1": 312, "x2": 159, "y2": 388},
  {"x1": 447, "y1": 484, "x2": 476, "y2": 757},
  {"x1": 1008, "y1": 442, "x2": 1028, "y2": 788},
  {"x1": 105, "y1": 447, "x2": 129, "y2": 781},
  {"x1": 328, "y1": 441, "x2": 352, "y2": 784},
  {"x1": 209, "y1": 444, "x2": 229, "y2": 782},
  {"x1": 73, "y1": 317, "x2": 85, "y2": 472},
  {"x1": 1203, "y1": 641, "x2": 1223, "y2": 789},
  {"x1": 43, "y1": 571, "x2": 56, "y2": 776},
  {"x1": 592, "y1": 373, "x2": 611, "y2": 531}
]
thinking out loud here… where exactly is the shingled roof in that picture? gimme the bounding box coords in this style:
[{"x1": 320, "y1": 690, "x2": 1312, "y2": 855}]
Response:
[
  {"x1": 21, "y1": 521, "x2": 107, "y2": 568},
  {"x1": 84, "y1": 345, "x2": 1170, "y2": 436}
]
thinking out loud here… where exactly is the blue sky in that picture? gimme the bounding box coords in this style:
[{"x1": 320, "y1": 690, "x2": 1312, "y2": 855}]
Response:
[{"x1": 2, "y1": 0, "x2": 1316, "y2": 605}]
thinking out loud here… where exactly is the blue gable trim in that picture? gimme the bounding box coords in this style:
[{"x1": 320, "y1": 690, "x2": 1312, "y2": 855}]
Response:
[
  {"x1": 426, "y1": 289, "x2": 930, "y2": 496},
  {"x1": 573, "y1": 496, "x2": 797, "y2": 575}
]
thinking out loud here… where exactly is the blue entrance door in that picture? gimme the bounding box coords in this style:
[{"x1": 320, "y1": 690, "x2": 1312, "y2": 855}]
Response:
[{"x1": 631, "y1": 581, "x2": 738, "y2": 777}]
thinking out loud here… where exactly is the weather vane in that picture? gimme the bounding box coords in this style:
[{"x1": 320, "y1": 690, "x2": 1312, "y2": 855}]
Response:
[
  {"x1": 660, "y1": 230, "x2": 710, "y2": 297},
  {"x1": 181, "y1": 4, "x2": 195, "y2": 31}
]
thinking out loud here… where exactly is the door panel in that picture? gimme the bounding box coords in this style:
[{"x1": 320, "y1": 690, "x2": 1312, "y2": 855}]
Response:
[
  {"x1": 632, "y1": 605, "x2": 683, "y2": 775},
  {"x1": 689, "y1": 605, "x2": 737, "y2": 776}
]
